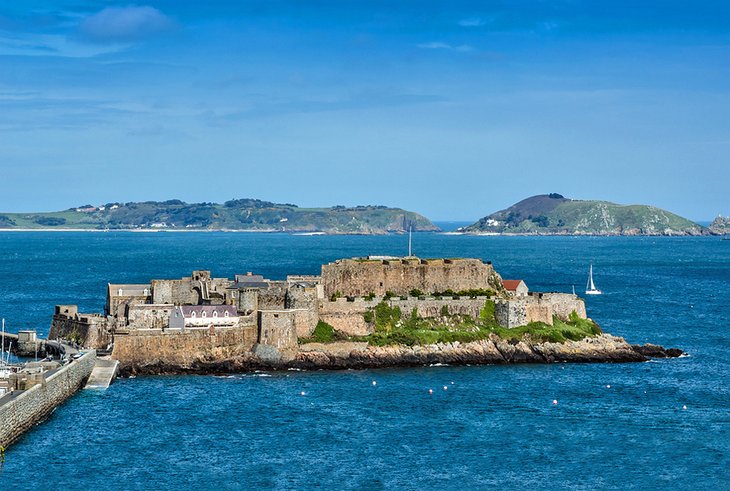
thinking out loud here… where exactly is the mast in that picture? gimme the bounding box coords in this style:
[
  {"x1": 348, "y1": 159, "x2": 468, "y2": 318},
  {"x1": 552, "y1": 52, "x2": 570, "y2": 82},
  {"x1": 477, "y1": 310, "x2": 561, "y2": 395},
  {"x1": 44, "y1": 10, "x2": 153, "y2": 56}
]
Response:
[{"x1": 408, "y1": 225, "x2": 412, "y2": 257}]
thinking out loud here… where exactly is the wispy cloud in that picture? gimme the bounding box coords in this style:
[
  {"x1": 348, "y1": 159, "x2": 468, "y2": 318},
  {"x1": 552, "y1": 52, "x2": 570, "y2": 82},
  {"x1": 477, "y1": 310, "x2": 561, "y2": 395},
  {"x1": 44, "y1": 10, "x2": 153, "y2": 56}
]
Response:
[
  {"x1": 417, "y1": 42, "x2": 474, "y2": 52},
  {"x1": 204, "y1": 91, "x2": 447, "y2": 124},
  {"x1": 459, "y1": 17, "x2": 486, "y2": 27},
  {"x1": 0, "y1": 32, "x2": 124, "y2": 57},
  {"x1": 77, "y1": 5, "x2": 175, "y2": 44}
]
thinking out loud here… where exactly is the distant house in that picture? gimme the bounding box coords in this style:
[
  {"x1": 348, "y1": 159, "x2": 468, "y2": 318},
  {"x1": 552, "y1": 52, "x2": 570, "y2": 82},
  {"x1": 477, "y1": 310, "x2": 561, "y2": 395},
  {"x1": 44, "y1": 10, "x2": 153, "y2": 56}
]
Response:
[
  {"x1": 502, "y1": 279, "x2": 528, "y2": 297},
  {"x1": 169, "y1": 305, "x2": 239, "y2": 329}
]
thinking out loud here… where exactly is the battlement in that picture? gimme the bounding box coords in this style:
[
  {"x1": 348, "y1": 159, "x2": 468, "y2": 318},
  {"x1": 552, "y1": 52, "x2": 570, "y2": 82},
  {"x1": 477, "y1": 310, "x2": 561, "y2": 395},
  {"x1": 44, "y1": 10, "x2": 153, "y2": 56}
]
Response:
[{"x1": 321, "y1": 256, "x2": 502, "y2": 297}]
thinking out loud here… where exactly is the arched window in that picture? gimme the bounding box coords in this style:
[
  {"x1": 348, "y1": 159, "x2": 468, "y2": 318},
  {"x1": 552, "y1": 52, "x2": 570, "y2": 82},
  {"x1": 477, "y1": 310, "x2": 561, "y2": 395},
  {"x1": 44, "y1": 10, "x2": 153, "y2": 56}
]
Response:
[
  {"x1": 213, "y1": 311, "x2": 218, "y2": 318},
  {"x1": 224, "y1": 311, "x2": 230, "y2": 318},
  {"x1": 202, "y1": 311, "x2": 207, "y2": 318},
  {"x1": 191, "y1": 311, "x2": 197, "y2": 318},
  {"x1": 118, "y1": 288, "x2": 123, "y2": 296}
]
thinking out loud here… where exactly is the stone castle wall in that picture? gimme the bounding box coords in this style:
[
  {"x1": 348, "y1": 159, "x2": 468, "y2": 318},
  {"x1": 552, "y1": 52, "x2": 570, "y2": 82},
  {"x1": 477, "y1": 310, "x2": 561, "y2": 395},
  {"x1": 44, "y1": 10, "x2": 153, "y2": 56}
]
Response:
[
  {"x1": 495, "y1": 294, "x2": 586, "y2": 328},
  {"x1": 258, "y1": 310, "x2": 302, "y2": 350},
  {"x1": 0, "y1": 351, "x2": 96, "y2": 449},
  {"x1": 49, "y1": 308, "x2": 110, "y2": 349},
  {"x1": 127, "y1": 304, "x2": 174, "y2": 329},
  {"x1": 151, "y1": 274, "x2": 232, "y2": 305},
  {"x1": 112, "y1": 326, "x2": 257, "y2": 372},
  {"x1": 318, "y1": 297, "x2": 492, "y2": 336},
  {"x1": 321, "y1": 258, "x2": 502, "y2": 297}
]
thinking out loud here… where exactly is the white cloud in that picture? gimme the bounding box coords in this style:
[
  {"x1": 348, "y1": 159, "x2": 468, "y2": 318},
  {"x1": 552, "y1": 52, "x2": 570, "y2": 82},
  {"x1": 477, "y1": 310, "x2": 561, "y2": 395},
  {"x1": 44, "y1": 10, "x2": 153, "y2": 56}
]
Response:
[
  {"x1": 417, "y1": 42, "x2": 474, "y2": 52},
  {"x1": 78, "y1": 5, "x2": 175, "y2": 44}
]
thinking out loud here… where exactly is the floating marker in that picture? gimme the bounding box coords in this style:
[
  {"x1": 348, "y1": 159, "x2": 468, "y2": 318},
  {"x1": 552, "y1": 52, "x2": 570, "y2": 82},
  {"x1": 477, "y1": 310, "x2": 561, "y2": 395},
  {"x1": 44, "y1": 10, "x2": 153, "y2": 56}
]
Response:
[
  {"x1": 606, "y1": 385, "x2": 611, "y2": 389},
  {"x1": 443, "y1": 386, "x2": 448, "y2": 391},
  {"x1": 682, "y1": 405, "x2": 688, "y2": 410},
  {"x1": 451, "y1": 381, "x2": 455, "y2": 385},
  {"x1": 372, "y1": 380, "x2": 377, "y2": 386},
  {"x1": 428, "y1": 389, "x2": 433, "y2": 395},
  {"x1": 300, "y1": 391, "x2": 306, "y2": 396},
  {"x1": 552, "y1": 399, "x2": 558, "y2": 405}
]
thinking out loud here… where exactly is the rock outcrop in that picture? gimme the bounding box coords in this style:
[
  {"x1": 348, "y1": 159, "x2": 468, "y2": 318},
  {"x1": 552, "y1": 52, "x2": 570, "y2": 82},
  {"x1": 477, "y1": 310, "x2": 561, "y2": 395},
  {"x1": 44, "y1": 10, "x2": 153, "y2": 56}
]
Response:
[{"x1": 117, "y1": 334, "x2": 682, "y2": 376}]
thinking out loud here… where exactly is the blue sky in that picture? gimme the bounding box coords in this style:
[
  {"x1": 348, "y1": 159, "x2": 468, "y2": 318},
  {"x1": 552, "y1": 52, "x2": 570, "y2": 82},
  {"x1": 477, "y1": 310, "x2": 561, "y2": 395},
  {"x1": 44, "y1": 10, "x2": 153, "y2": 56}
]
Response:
[{"x1": 0, "y1": 1, "x2": 728, "y2": 220}]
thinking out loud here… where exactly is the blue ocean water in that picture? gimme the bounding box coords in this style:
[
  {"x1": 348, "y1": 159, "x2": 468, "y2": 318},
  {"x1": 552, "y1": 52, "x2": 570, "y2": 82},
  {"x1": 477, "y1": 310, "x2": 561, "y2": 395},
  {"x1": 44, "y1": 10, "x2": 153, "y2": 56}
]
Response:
[{"x1": 0, "y1": 232, "x2": 728, "y2": 489}]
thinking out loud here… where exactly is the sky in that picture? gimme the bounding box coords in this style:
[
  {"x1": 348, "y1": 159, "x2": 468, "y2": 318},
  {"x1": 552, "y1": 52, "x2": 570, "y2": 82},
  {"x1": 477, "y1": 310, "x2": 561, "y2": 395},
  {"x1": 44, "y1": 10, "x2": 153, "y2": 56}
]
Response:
[{"x1": 0, "y1": 1, "x2": 728, "y2": 221}]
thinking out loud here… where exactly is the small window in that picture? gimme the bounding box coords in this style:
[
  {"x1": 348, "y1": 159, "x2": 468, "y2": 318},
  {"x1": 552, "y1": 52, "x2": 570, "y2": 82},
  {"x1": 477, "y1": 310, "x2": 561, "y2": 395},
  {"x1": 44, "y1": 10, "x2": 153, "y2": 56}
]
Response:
[
  {"x1": 224, "y1": 311, "x2": 230, "y2": 318},
  {"x1": 213, "y1": 311, "x2": 218, "y2": 318},
  {"x1": 191, "y1": 311, "x2": 197, "y2": 318},
  {"x1": 202, "y1": 311, "x2": 207, "y2": 318},
  {"x1": 118, "y1": 288, "x2": 123, "y2": 296}
]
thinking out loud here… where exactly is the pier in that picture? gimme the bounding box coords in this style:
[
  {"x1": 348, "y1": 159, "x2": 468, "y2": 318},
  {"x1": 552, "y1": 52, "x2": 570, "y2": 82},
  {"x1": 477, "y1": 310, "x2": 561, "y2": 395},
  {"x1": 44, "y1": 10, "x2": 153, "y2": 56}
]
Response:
[{"x1": 0, "y1": 351, "x2": 96, "y2": 449}]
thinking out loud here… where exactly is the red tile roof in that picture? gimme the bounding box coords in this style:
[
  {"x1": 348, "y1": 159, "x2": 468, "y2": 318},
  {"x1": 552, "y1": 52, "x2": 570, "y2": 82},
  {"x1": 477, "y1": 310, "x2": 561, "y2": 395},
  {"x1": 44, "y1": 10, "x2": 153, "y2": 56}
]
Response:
[{"x1": 501, "y1": 280, "x2": 525, "y2": 291}]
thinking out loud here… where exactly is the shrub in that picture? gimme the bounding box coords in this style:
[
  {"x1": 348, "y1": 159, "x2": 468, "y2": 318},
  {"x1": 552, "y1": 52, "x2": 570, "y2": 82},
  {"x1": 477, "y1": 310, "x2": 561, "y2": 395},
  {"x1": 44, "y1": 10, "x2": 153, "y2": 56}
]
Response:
[
  {"x1": 364, "y1": 292, "x2": 375, "y2": 301},
  {"x1": 374, "y1": 302, "x2": 401, "y2": 332},
  {"x1": 363, "y1": 311, "x2": 374, "y2": 323},
  {"x1": 303, "y1": 321, "x2": 336, "y2": 343},
  {"x1": 409, "y1": 289, "x2": 425, "y2": 297},
  {"x1": 384, "y1": 291, "x2": 395, "y2": 300},
  {"x1": 440, "y1": 305, "x2": 450, "y2": 317}
]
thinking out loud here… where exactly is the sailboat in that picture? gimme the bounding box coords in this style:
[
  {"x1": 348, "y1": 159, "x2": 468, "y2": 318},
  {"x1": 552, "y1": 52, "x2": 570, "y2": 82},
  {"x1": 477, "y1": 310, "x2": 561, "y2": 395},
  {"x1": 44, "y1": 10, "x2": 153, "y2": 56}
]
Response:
[{"x1": 585, "y1": 264, "x2": 602, "y2": 295}]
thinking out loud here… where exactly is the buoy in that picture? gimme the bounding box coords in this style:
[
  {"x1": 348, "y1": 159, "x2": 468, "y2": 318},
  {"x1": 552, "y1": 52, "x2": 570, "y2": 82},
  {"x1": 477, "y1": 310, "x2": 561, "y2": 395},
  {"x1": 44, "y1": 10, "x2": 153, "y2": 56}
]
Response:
[
  {"x1": 428, "y1": 389, "x2": 433, "y2": 395},
  {"x1": 443, "y1": 386, "x2": 448, "y2": 391},
  {"x1": 372, "y1": 380, "x2": 377, "y2": 386},
  {"x1": 450, "y1": 381, "x2": 454, "y2": 385},
  {"x1": 682, "y1": 405, "x2": 688, "y2": 410},
  {"x1": 300, "y1": 391, "x2": 306, "y2": 396},
  {"x1": 606, "y1": 384, "x2": 611, "y2": 389},
  {"x1": 552, "y1": 399, "x2": 558, "y2": 405}
]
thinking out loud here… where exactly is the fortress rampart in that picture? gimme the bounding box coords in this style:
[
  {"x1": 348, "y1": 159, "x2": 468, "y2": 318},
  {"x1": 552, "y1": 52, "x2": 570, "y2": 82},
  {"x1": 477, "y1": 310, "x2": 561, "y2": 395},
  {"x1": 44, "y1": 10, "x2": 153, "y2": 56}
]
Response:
[
  {"x1": 321, "y1": 257, "x2": 503, "y2": 297},
  {"x1": 0, "y1": 351, "x2": 96, "y2": 449},
  {"x1": 112, "y1": 326, "x2": 257, "y2": 371}
]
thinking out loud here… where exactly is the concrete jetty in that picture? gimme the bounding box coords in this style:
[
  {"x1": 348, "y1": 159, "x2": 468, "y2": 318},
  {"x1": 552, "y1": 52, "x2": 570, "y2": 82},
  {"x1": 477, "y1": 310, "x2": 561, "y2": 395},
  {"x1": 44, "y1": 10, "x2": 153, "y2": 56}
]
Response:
[{"x1": 84, "y1": 358, "x2": 119, "y2": 389}]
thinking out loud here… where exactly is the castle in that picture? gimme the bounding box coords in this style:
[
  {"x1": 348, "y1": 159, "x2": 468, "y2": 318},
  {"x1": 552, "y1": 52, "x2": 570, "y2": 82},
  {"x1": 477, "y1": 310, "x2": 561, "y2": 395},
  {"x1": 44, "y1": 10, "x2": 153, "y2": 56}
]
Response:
[{"x1": 49, "y1": 257, "x2": 586, "y2": 365}]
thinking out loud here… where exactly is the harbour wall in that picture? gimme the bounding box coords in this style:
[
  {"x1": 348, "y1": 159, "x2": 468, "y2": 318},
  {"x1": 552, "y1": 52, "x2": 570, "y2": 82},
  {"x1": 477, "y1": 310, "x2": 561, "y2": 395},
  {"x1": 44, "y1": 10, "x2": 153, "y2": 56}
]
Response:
[{"x1": 0, "y1": 351, "x2": 96, "y2": 449}]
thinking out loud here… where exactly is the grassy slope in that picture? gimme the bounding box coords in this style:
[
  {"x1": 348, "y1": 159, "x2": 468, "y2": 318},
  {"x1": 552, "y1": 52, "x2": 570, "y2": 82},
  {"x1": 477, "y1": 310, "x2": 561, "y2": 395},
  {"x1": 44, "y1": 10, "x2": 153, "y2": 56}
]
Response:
[
  {"x1": 0, "y1": 201, "x2": 439, "y2": 233},
  {"x1": 465, "y1": 195, "x2": 705, "y2": 235},
  {"x1": 301, "y1": 301, "x2": 602, "y2": 346}
]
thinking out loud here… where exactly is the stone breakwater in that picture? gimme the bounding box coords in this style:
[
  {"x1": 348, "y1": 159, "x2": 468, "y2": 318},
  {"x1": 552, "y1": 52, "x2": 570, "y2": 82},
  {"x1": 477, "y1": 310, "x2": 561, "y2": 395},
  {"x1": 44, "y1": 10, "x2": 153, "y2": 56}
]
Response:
[
  {"x1": 117, "y1": 334, "x2": 683, "y2": 376},
  {"x1": 0, "y1": 351, "x2": 96, "y2": 449}
]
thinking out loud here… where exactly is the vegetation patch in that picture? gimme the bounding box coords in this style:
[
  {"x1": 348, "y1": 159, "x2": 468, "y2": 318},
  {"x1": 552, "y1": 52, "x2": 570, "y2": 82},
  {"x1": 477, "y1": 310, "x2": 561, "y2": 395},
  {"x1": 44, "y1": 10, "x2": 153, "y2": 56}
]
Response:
[
  {"x1": 352, "y1": 301, "x2": 601, "y2": 347},
  {"x1": 300, "y1": 321, "x2": 339, "y2": 344}
]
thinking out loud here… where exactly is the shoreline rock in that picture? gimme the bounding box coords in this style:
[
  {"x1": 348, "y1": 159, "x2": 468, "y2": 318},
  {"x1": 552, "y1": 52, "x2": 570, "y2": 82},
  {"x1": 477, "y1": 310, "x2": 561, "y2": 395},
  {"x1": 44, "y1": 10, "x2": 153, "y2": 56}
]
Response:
[{"x1": 117, "y1": 334, "x2": 684, "y2": 377}]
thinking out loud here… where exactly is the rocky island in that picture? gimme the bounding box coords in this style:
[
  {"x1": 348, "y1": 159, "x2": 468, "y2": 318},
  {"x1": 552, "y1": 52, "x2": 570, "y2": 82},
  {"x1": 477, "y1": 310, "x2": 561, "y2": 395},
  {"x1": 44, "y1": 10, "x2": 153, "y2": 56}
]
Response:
[
  {"x1": 0, "y1": 198, "x2": 438, "y2": 234},
  {"x1": 709, "y1": 215, "x2": 730, "y2": 235},
  {"x1": 48, "y1": 256, "x2": 682, "y2": 376},
  {"x1": 462, "y1": 193, "x2": 708, "y2": 236}
]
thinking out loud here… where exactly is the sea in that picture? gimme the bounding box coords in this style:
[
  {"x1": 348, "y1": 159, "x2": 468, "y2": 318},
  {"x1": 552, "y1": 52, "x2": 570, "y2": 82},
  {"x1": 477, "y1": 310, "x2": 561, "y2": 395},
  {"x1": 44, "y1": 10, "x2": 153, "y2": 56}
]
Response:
[{"x1": 0, "y1": 228, "x2": 728, "y2": 490}]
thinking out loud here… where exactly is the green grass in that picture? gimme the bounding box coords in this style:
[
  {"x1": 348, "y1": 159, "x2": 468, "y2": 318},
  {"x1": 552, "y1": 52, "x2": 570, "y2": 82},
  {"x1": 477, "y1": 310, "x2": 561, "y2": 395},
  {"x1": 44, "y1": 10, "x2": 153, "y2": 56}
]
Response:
[
  {"x1": 299, "y1": 321, "x2": 339, "y2": 344},
  {"x1": 350, "y1": 301, "x2": 601, "y2": 346}
]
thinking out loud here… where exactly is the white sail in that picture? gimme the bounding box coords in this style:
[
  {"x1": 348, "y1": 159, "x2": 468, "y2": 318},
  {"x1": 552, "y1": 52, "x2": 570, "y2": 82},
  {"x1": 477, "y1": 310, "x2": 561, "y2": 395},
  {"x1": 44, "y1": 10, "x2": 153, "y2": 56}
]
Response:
[{"x1": 585, "y1": 264, "x2": 602, "y2": 295}]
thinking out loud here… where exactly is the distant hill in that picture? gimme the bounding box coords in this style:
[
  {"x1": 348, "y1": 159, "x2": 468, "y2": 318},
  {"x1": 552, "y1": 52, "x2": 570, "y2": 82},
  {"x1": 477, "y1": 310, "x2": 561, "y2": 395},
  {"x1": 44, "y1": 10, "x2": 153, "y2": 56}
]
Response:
[
  {"x1": 709, "y1": 215, "x2": 730, "y2": 235},
  {"x1": 462, "y1": 194, "x2": 707, "y2": 236},
  {"x1": 0, "y1": 199, "x2": 439, "y2": 234}
]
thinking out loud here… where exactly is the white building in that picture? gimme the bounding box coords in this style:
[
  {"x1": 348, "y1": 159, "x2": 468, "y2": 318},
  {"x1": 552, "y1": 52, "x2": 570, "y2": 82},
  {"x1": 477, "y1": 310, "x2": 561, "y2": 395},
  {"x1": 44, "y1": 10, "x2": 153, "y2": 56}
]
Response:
[
  {"x1": 502, "y1": 279, "x2": 529, "y2": 298},
  {"x1": 169, "y1": 305, "x2": 239, "y2": 329}
]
